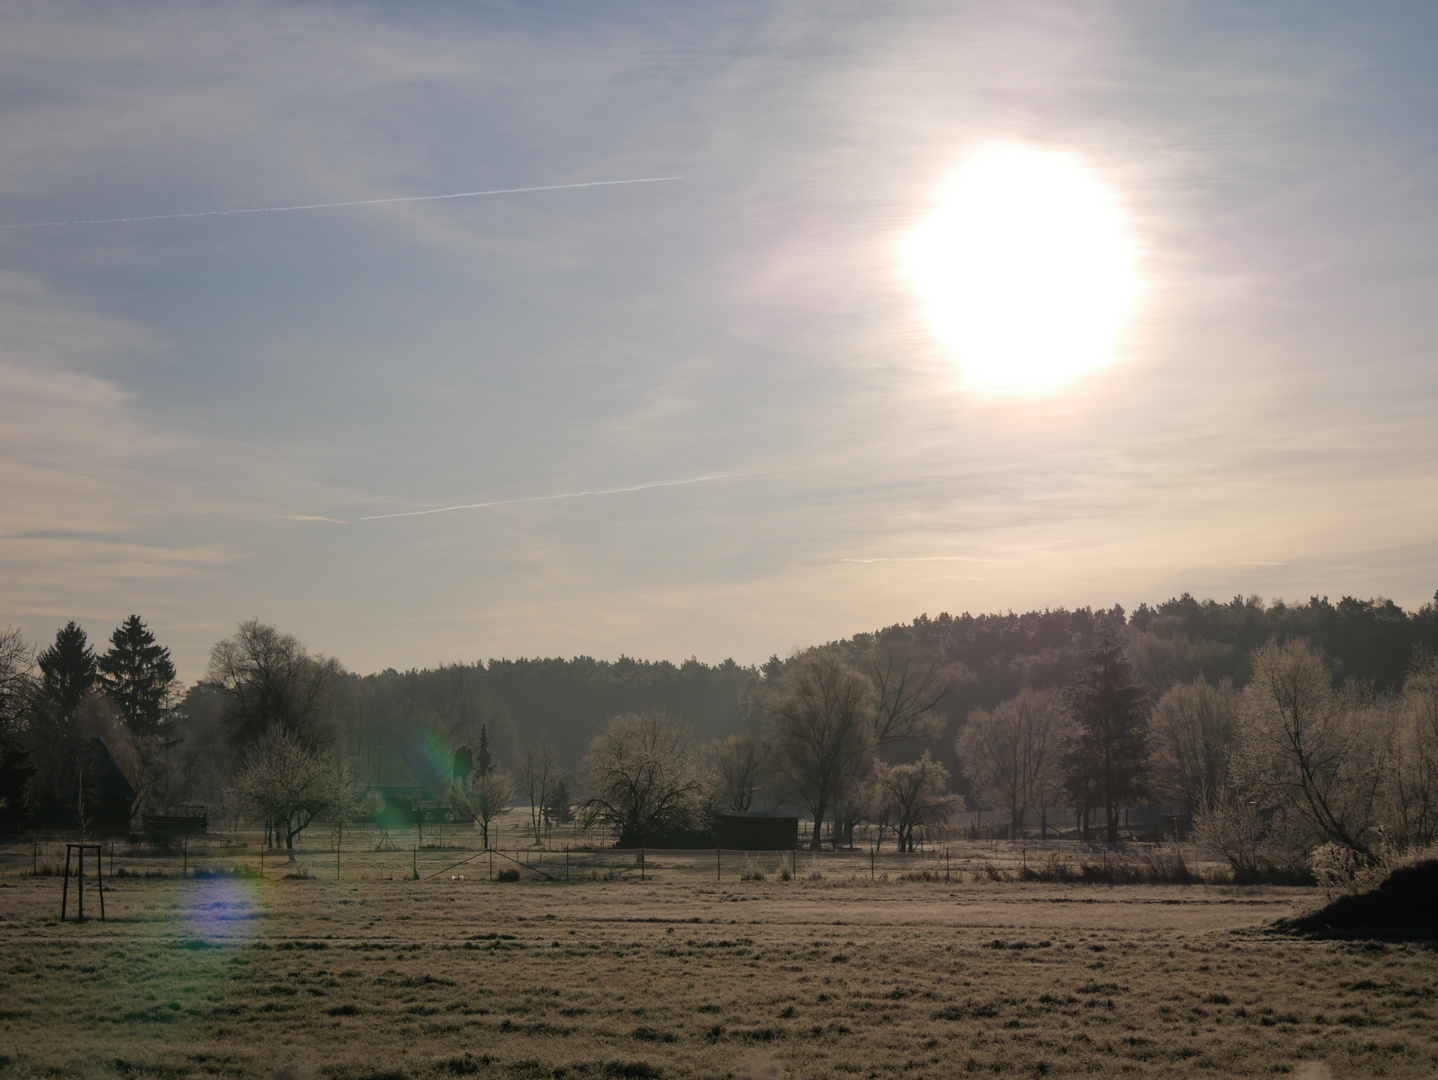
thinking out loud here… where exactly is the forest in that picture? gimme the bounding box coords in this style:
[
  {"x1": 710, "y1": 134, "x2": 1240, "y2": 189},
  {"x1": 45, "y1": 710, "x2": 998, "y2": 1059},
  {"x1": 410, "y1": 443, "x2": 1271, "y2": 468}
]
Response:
[{"x1": 2, "y1": 590, "x2": 1437, "y2": 871}]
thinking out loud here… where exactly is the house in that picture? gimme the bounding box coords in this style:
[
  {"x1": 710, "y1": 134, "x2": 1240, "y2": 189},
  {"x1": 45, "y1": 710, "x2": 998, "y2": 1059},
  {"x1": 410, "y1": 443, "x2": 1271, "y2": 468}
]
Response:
[{"x1": 29, "y1": 737, "x2": 136, "y2": 835}]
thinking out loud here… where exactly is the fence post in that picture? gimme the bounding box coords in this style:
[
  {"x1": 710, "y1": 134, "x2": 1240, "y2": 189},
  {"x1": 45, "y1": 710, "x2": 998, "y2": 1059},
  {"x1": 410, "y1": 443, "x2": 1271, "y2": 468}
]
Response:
[{"x1": 61, "y1": 845, "x2": 72, "y2": 920}]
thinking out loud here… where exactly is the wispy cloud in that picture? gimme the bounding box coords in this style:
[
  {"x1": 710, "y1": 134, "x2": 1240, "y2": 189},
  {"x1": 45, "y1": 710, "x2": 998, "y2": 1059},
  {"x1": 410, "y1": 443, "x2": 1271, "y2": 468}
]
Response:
[
  {"x1": 2, "y1": 177, "x2": 684, "y2": 229},
  {"x1": 355, "y1": 462, "x2": 841, "y2": 522},
  {"x1": 840, "y1": 555, "x2": 992, "y2": 564}
]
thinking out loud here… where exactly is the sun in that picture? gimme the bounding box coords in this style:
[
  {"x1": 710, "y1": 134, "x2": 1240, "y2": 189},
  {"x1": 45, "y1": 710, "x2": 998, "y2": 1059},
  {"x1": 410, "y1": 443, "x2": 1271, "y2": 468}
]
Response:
[{"x1": 904, "y1": 144, "x2": 1139, "y2": 393}]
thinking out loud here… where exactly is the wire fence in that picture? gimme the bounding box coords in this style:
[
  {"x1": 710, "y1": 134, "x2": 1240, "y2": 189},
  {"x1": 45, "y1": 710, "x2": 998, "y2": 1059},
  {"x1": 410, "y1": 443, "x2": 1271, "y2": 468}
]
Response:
[{"x1": 0, "y1": 808, "x2": 1230, "y2": 886}]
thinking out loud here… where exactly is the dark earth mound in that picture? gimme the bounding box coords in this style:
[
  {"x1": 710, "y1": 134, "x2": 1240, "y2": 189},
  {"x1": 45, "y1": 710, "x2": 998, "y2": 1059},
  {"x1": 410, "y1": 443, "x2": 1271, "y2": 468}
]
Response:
[{"x1": 1273, "y1": 859, "x2": 1438, "y2": 941}]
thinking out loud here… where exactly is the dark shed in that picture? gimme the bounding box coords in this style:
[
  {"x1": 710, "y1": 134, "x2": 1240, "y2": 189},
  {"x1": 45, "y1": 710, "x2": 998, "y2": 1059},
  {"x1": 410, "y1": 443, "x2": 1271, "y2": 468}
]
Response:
[{"x1": 712, "y1": 811, "x2": 799, "y2": 851}]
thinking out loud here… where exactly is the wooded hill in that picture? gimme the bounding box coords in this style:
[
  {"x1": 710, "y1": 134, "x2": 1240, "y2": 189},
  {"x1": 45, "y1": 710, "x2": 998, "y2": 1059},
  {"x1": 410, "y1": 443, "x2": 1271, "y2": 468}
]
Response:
[{"x1": 167, "y1": 591, "x2": 1438, "y2": 807}]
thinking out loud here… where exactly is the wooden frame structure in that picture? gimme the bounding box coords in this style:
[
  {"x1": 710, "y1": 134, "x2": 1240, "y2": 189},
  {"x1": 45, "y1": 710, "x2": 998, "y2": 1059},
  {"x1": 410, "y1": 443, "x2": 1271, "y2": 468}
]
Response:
[{"x1": 60, "y1": 842, "x2": 105, "y2": 922}]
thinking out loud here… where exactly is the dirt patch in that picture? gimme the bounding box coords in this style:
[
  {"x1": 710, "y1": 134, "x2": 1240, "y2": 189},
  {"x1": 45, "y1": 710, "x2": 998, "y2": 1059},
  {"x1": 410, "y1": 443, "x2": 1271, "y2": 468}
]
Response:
[{"x1": 1275, "y1": 859, "x2": 1438, "y2": 942}]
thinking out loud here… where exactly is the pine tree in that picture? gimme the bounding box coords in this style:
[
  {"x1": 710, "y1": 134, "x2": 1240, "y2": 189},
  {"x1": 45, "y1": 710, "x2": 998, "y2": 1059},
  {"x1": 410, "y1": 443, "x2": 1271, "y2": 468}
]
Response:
[
  {"x1": 477, "y1": 723, "x2": 493, "y2": 777},
  {"x1": 99, "y1": 615, "x2": 177, "y2": 738},
  {"x1": 37, "y1": 622, "x2": 98, "y2": 724},
  {"x1": 1063, "y1": 622, "x2": 1151, "y2": 845}
]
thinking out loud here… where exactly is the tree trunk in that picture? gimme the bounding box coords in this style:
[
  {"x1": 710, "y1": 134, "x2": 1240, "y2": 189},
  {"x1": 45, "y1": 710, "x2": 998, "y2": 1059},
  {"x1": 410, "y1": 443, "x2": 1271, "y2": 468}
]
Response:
[{"x1": 809, "y1": 797, "x2": 827, "y2": 852}]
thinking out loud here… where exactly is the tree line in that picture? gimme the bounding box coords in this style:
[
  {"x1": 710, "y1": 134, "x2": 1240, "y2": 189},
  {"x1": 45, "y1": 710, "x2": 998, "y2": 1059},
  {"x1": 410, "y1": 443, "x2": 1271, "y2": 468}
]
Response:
[{"x1": 1, "y1": 591, "x2": 1435, "y2": 875}]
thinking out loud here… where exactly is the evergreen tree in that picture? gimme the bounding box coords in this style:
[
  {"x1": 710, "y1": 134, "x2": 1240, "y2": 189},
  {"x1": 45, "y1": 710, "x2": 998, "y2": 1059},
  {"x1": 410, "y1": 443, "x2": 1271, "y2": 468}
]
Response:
[
  {"x1": 99, "y1": 615, "x2": 177, "y2": 738},
  {"x1": 1063, "y1": 622, "x2": 1151, "y2": 844},
  {"x1": 37, "y1": 621, "x2": 98, "y2": 723},
  {"x1": 477, "y1": 723, "x2": 493, "y2": 777}
]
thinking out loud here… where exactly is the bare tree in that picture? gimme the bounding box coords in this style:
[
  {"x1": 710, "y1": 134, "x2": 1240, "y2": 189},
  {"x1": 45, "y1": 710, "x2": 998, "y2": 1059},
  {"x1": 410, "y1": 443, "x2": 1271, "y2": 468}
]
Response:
[
  {"x1": 1233, "y1": 638, "x2": 1384, "y2": 862},
  {"x1": 707, "y1": 733, "x2": 765, "y2": 811},
  {"x1": 956, "y1": 688, "x2": 1067, "y2": 837},
  {"x1": 1150, "y1": 678, "x2": 1237, "y2": 816},
  {"x1": 871, "y1": 751, "x2": 963, "y2": 852},
  {"x1": 453, "y1": 769, "x2": 515, "y2": 850},
  {"x1": 1388, "y1": 652, "x2": 1438, "y2": 848},
  {"x1": 766, "y1": 649, "x2": 876, "y2": 850},
  {"x1": 861, "y1": 640, "x2": 967, "y2": 747},
  {"x1": 0, "y1": 628, "x2": 36, "y2": 830},
  {"x1": 1191, "y1": 783, "x2": 1309, "y2": 881},
  {"x1": 207, "y1": 620, "x2": 342, "y2": 749},
  {"x1": 522, "y1": 738, "x2": 557, "y2": 843},
  {"x1": 579, "y1": 712, "x2": 706, "y2": 847},
  {"x1": 423, "y1": 663, "x2": 488, "y2": 759},
  {"x1": 232, "y1": 728, "x2": 359, "y2": 860},
  {"x1": 0, "y1": 626, "x2": 34, "y2": 736}
]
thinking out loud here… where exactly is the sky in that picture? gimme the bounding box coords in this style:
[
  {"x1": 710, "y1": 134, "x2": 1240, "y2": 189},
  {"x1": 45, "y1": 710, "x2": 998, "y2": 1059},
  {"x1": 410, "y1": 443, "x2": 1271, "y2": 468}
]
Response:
[{"x1": 3, "y1": 1, "x2": 1438, "y2": 681}]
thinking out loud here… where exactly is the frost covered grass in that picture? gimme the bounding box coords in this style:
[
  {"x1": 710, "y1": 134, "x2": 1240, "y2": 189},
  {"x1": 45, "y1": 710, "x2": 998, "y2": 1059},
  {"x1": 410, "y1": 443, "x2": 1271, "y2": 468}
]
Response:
[{"x1": 0, "y1": 857, "x2": 1434, "y2": 1080}]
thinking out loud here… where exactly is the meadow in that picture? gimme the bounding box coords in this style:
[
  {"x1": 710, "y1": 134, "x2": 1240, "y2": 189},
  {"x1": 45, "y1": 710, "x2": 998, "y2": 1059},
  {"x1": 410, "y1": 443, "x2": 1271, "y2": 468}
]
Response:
[{"x1": 0, "y1": 821, "x2": 1434, "y2": 1080}]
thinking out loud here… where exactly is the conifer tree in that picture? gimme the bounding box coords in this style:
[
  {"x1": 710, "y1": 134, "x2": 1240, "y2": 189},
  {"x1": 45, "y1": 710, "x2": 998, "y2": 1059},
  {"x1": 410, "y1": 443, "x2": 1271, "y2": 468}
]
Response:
[
  {"x1": 1063, "y1": 622, "x2": 1151, "y2": 844},
  {"x1": 37, "y1": 621, "x2": 98, "y2": 724},
  {"x1": 99, "y1": 615, "x2": 177, "y2": 738}
]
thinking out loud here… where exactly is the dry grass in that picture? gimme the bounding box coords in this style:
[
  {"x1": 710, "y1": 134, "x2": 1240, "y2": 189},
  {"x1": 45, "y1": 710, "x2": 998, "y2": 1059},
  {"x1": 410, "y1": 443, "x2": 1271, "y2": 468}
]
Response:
[{"x1": 1, "y1": 838, "x2": 1435, "y2": 1080}]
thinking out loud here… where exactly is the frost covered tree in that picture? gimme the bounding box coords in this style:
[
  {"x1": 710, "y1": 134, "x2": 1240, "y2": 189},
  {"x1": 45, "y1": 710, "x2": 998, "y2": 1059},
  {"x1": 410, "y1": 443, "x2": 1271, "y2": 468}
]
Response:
[
  {"x1": 232, "y1": 728, "x2": 358, "y2": 858},
  {"x1": 765, "y1": 649, "x2": 876, "y2": 850},
  {"x1": 579, "y1": 712, "x2": 706, "y2": 847},
  {"x1": 871, "y1": 751, "x2": 962, "y2": 852}
]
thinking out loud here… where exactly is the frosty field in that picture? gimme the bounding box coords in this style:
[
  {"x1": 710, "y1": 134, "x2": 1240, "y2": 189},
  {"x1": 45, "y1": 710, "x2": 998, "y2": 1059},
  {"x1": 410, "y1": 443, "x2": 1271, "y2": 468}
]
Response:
[{"x1": 0, "y1": 835, "x2": 1434, "y2": 1080}]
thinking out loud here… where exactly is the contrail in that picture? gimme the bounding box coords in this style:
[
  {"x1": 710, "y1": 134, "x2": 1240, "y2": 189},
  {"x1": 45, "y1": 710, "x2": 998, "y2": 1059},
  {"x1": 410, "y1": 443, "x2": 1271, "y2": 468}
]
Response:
[
  {"x1": 841, "y1": 555, "x2": 992, "y2": 564},
  {"x1": 355, "y1": 463, "x2": 827, "y2": 522},
  {"x1": 1, "y1": 176, "x2": 683, "y2": 229}
]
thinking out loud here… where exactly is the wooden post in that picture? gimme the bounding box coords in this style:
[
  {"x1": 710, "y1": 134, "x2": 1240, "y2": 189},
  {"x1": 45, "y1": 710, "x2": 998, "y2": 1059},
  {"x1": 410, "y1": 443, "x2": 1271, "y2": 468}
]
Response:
[
  {"x1": 78, "y1": 843, "x2": 85, "y2": 922},
  {"x1": 61, "y1": 845, "x2": 72, "y2": 920},
  {"x1": 336, "y1": 822, "x2": 341, "y2": 881},
  {"x1": 412, "y1": 844, "x2": 417, "y2": 880},
  {"x1": 96, "y1": 846, "x2": 105, "y2": 921}
]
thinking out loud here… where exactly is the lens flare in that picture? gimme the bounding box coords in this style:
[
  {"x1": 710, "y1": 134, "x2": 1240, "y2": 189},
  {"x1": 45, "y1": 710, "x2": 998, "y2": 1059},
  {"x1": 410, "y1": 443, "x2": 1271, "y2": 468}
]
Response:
[
  {"x1": 904, "y1": 144, "x2": 1140, "y2": 393},
  {"x1": 181, "y1": 874, "x2": 269, "y2": 944}
]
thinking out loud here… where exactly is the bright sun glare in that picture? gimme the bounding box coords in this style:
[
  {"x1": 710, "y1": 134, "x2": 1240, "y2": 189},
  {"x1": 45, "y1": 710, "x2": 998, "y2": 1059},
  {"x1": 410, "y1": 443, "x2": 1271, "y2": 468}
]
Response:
[{"x1": 905, "y1": 144, "x2": 1139, "y2": 393}]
